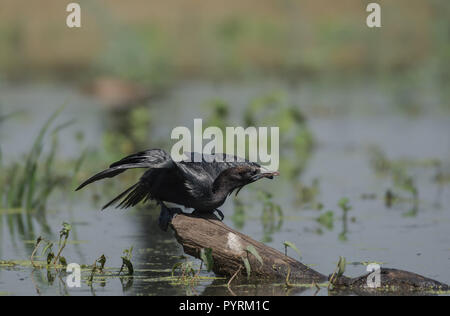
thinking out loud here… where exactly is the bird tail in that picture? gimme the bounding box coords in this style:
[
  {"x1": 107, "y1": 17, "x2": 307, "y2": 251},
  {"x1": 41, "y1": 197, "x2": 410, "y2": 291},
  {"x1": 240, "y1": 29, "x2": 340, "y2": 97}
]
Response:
[{"x1": 75, "y1": 149, "x2": 173, "y2": 191}]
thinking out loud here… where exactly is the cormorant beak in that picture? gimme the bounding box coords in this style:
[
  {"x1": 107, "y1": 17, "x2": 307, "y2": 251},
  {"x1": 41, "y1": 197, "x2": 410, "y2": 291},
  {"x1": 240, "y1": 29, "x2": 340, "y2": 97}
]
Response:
[{"x1": 251, "y1": 171, "x2": 280, "y2": 181}]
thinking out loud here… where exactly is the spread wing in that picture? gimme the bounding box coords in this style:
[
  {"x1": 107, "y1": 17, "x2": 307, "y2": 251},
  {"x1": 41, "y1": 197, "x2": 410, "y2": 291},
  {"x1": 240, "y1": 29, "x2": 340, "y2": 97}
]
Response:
[{"x1": 76, "y1": 148, "x2": 174, "y2": 191}]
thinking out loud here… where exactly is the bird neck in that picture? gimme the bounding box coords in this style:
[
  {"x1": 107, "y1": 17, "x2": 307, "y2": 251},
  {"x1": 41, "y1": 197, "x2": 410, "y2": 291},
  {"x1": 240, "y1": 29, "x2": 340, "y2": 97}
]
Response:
[{"x1": 212, "y1": 173, "x2": 238, "y2": 200}]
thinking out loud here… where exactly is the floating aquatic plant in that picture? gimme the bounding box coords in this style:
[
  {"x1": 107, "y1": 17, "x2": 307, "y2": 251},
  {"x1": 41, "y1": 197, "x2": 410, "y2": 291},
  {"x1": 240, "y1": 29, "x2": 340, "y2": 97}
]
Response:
[
  {"x1": 329, "y1": 256, "x2": 346, "y2": 289},
  {"x1": 316, "y1": 211, "x2": 334, "y2": 230},
  {"x1": 283, "y1": 241, "x2": 301, "y2": 259},
  {"x1": 259, "y1": 191, "x2": 283, "y2": 243},
  {"x1": 199, "y1": 248, "x2": 214, "y2": 272},
  {"x1": 119, "y1": 246, "x2": 134, "y2": 275}
]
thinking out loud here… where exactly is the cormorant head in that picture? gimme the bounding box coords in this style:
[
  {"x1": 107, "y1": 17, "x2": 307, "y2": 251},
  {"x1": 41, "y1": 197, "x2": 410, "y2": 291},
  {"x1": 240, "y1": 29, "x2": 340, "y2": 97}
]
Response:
[{"x1": 213, "y1": 165, "x2": 279, "y2": 196}]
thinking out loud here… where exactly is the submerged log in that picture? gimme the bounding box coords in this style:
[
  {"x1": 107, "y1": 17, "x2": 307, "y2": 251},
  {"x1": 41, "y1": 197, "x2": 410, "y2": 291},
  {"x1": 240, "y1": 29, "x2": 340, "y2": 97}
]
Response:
[
  {"x1": 170, "y1": 213, "x2": 325, "y2": 283},
  {"x1": 332, "y1": 268, "x2": 449, "y2": 294},
  {"x1": 170, "y1": 213, "x2": 449, "y2": 293}
]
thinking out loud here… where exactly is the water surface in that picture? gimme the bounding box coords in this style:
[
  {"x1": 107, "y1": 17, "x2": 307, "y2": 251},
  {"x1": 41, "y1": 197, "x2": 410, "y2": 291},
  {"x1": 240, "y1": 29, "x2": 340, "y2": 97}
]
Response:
[{"x1": 0, "y1": 80, "x2": 449, "y2": 295}]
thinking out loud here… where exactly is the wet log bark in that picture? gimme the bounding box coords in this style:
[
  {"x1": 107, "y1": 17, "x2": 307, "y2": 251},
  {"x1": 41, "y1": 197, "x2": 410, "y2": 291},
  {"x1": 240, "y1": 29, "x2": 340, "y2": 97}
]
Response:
[
  {"x1": 332, "y1": 268, "x2": 449, "y2": 294},
  {"x1": 170, "y1": 213, "x2": 325, "y2": 283},
  {"x1": 170, "y1": 213, "x2": 449, "y2": 293}
]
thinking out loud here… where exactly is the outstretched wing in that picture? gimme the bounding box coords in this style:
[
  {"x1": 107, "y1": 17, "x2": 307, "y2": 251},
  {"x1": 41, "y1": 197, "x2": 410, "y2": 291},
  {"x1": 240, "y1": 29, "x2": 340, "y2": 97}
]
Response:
[{"x1": 76, "y1": 148, "x2": 174, "y2": 191}]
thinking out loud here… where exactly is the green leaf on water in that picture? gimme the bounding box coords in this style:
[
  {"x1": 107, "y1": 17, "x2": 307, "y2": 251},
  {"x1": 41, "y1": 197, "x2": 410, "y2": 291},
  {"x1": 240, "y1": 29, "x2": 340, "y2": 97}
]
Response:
[
  {"x1": 119, "y1": 246, "x2": 134, "y2": 275},
  {"x1": 97, "y1": 255, "x2": 106, "y2": 271},
  {"x1": 60, "y1": 222, "x2": 72, "y2": 240},
  {"x1": 41, "y1": 241, "x2": 53, "y2": 256},
  {"x1": 46, "y1": 252, "x2": 55, "y2": 265},
  {"x1": 283, "y1": 241, "x2": 301, "y2": 259},
  {"x1": 337, "y1": 256, "x2": 346, "y2": 277},
  {"x1": 241, "y1": 256, "x2": 251, "y2": 280},
  {"x1": 120, "y1": 257, "x2": 134, "y2": 275},
  {"x1": 59, "y1": 257, "x2": 67, "y2": 266},
  {"x1": 171, "y1": 262, "x2": 184, "y2": 277},
  {"x1": 338, "y1": 197, "x2": 351, "y2": 212},
  {"x1": 246, "y1": 245, "x2": 263, "y2": 266},
  {"x1": 200, "y1": 248, "x2": 214, "y2": 272},
  {"x1": 316, "y1": 211, "x2": 334, "y2": 230}
]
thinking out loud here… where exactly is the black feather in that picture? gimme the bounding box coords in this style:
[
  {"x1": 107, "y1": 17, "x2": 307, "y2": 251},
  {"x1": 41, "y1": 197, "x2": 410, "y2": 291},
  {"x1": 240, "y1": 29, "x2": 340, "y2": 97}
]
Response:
[
  {"x1": 75, "y1": 149, "x2": 173, "y2": 191},
  {"x1": 102, "y1": 183, "x2": 140, "y2": 210}
]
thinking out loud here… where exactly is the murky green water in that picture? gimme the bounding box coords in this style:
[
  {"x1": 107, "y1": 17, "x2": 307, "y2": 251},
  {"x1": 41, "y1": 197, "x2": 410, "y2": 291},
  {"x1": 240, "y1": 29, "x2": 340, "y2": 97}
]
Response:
[{"x1": 0, "y1": 80, "x2": 449, "y2": 295}]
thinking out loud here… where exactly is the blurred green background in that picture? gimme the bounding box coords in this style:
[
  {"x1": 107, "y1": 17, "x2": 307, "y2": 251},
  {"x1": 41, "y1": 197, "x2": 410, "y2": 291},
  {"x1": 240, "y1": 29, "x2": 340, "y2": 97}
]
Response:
[{"x1": 0, "y1": 0, "x2": 448, "y2": 89}]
